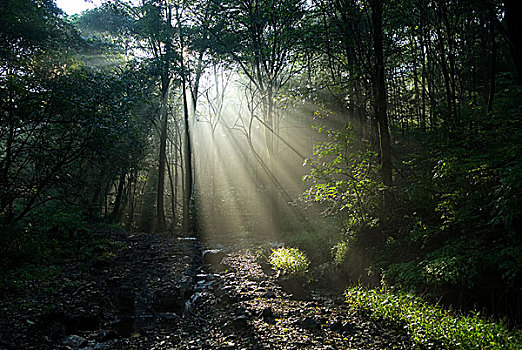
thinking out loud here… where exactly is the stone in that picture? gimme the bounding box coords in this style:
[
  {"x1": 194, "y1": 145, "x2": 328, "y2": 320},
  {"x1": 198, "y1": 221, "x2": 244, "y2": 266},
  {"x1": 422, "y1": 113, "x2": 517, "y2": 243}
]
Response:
[
  {"x1": 259, "y1": 306, "x2": 276, "y2": 324},
  {"x1": 261, "y1": 291, "x2": 276, "y2": 299},
  {"x1": 330, "y1": 320, "x2": 354, "y2": 333},
  {"x1": 230, "y1": 315, "x2": 249, "y2": 330},
  {"x1": 109, "y1": 317, "x2": 135, "y2": 337},
  {"x1": 295, "y1": 317, "x2": 321, "y2": 331},
  {"x1": 65, "y1": 313, "x2": 100, "y2": 332},
  {"x1": 115, "y1": 287, "x2": 134, "y2": 314},
  {"x1": 260, "y1": 261, "x2": 275, "y2": 276},
  {"x1": 202, "y1": 250, "x2": 226, "y2": 266},
  {"x1": 235, "y1": 306, "x2": 253, "y2": 318},
  {"x1": 94, "y1": 330, "x2": 117, "y2": 342},
  {"x1": 152, "y1": 288, "x2": 184, "y2": 314},
  {"x1": 214, "y1": 288, "x2": 225, "y2": 297},
  {"x1": 259, "y1": 306, "x2": 274, "y2": 319},
  {"x1": 62, "y1": 335, "x2": 88, "y2": 349},
  {"x1": 277, "y1": 276, "x2": 311, "y2": 300}
]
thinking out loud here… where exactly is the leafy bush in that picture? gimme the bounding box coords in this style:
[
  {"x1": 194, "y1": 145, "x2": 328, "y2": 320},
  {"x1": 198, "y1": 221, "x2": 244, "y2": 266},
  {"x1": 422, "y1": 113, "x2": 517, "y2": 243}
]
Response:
[
  {"x1": 269, "y1": 247, "x2": 310, "y2": 277},
  {"x1": 332, "y1": 239, "x2": 351, "y2": 266},
  {"x1": 303, "y1": 122, "x2": 383, "y2": 230},
  {"x1": 346, "y1": 286, "x2": 522, "y2": 349}
]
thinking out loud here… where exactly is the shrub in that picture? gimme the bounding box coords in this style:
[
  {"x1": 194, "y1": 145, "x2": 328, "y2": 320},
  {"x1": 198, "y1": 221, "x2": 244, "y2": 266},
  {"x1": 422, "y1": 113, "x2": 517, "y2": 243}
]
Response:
[
  {"x1": 332, "y1": 238, "x2": 352, "y2": 266},
  {"x1": 269, "y1": 247, "x2": 310, "y2": 277}
]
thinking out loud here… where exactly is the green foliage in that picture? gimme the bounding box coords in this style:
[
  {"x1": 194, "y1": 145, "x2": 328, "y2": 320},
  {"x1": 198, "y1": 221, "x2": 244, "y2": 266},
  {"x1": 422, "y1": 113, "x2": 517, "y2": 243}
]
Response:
[
  {"x1": 0, "y1": 264, "x2": 62, "y2": 291},
  {"x1": 0, "y1": 217, "x2": 125, "y2": 290},
  {"x1": 303, "y1": 122, "x2": 383, "y2": 229},
  {"x1": 281, "y1": 227, "x2": 341, "y2": 263},
  {"x1": 346, "y1": 287, "x2": 522, "y2": 350},
  {"x1": 0, "y1": 202, "x2": 84, "y2": 269},
  {"x1": 0, "y1": 0, "x2": 69, "y2": 51},
  {"x1": 332, "y1": 238, "x2": 352, "y2": 266},
  {"x1": 29, "y1": 202, "x2": 87, "y2": 239},
  {"x1": 269, "y1": 247, "x2": 310, "y2": 278},
  {"x1": 383, "y1": 235, "x2": 485, "y2": 295},
  {"x1": 1, "y1": 54, "x2": 151, "y2": 226}
]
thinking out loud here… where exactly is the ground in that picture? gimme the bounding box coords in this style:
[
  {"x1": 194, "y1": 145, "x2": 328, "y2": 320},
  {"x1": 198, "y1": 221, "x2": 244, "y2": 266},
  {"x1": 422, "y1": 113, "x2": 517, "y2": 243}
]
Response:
[{"x1": 0, "y1": 229, "x2": 412, "y2": 349}]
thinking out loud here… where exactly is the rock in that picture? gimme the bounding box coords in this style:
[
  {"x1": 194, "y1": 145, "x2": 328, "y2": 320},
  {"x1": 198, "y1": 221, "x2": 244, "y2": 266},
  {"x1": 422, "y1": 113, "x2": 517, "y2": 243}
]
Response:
[
  {"x1": 152, "y1": 288, "x2": 184, "y2": 314},
  {"x1": 220, "y1": 292, "x2": 239, "y2": 304},
  {"x1": 214, "y1": 261, "x2": 231, "y2": 273},
  {"x1": 94, "y1": 330, "x2": 117, "y2": 342},
  {"x1": 158, "y1": 312, "x2": 179, "y2": 327},
  {"x1": 261, "y1": 291, "x2": 276, "y2": 299},
  {"x1": 214, "y1": 288, "x2": 225, "y2": 298},
  {"x1": 195, "y1": 279, "x2": 216, "y2": 291},
  {"x1": 260, "y1": 261, "x2": 275, "y2": 276},
  {"x1": 259, "y1": 307, "x2": 276, "y2": 324},
  {"x1": 330, "y1": 320, "x2": 354, "y2": 333},
  {"x1": 109, "y1": 317, "x2": 135, "y2": 337},
  {"x1": 65, "y1": 313, "x2": 100, "y2": 333},
  {"x1": 259, "y1": 306, "x2": 274, "y2": 318},
  {"x1": 227, "y1": 315, "x2": 249, "y2": 331},
  {"x1": 115, "y1": 287, "x2": 134, "y2": 314},
  {"x1": 277, "y1": 276, "x2": 311, "y2": 300},
  {"x1": 62, "y1": 335, "x2": 88, "y2": 349},
  {"x1": 235, "y1": 306, "x2": 253, "y2": 318},
  {"x1": 202, "y1": 250, "x2": 226, "y2": 266},
  {"x1": 295, "y1": 317, "x2": 321, "y2": 331}
]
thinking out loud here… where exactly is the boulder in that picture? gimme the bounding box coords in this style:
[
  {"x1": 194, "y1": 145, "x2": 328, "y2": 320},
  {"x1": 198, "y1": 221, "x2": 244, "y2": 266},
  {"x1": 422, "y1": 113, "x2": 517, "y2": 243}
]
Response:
[{"x1": 202, "y1": 250, "x2": 226, "y2": 266}]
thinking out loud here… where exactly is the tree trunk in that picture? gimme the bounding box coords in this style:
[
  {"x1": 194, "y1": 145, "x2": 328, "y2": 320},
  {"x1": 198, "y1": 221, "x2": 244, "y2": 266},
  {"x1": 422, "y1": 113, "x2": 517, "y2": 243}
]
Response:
[
  {"x1": 109, "y1": 171, "x2": 127, "y2": 223},
  {"x1": 487, "y1": 14, "x2": 497, "y2": 114},
  {"x1": 370, "y1": 0, "x2": 393, "y2": 208},
  {"x1": 266, "y1": 87, "x2": 280, "y2": 233},
  {"x1": 505, "y1": 0, "x2": 522, "y2": 81},
  {"x1": 156, "y1": 80, "x2": 170, "y2": 232},
  {"x1": 181, "y1": 74, "x2": 193, "y2": 235},
  {"x1": 166, "y1": 137, "x2": 177, "y2": 229}
]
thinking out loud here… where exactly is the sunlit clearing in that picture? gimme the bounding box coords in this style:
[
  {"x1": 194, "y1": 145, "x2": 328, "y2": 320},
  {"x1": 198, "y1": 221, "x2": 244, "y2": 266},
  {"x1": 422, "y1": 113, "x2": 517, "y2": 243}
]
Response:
[{"x1": 193, "y1": 73, "x2": 321, "y2": 244}]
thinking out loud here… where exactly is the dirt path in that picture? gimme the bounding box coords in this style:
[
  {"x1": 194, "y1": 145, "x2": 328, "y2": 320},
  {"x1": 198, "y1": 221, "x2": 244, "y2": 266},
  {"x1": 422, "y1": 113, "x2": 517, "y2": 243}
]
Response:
[{"x1": 0, "y1": 230, "x2": 412, "y2": 349}]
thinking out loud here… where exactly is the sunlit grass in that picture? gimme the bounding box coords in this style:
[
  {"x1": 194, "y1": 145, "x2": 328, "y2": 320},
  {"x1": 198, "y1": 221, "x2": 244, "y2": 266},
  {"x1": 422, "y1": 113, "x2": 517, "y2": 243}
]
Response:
[{"x1": 346, "y1": 286, "x2": 522, "y2": 349}]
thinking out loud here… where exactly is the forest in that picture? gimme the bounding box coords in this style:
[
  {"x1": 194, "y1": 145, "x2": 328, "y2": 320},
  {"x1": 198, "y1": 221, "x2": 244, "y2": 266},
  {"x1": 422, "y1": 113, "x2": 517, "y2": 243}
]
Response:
[{"x1": 1, "y1": 0, "x2": 522, "y2": 349}]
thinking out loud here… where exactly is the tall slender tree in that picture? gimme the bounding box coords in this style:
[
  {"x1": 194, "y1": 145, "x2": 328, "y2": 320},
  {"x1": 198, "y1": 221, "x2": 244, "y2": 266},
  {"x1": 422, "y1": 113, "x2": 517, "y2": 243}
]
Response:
[{"x1": 369, "y1": 0, "x2": 392, "y2": 206}]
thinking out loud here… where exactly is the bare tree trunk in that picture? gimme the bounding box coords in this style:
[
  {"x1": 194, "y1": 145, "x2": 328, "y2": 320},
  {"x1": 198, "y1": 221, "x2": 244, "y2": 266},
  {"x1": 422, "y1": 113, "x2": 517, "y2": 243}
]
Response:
[
  {"x1": 370, "y1": 0, "x2": 393, "y2": 208},
  {"x1": 166, "y1": 135, "x2": 177, "y2": 229},
  {"x1": 181, "y1": 81, "x2": 193, "y2": 234},
  {"x1": 487, "y1": 14, "x2": 497, "y2": 114},
  {"x1": 505, "y1": 0, "x2": 522, "y2": 81},
  {"x1": 109, "y1": 171, "x2": 127, "y2": 223},
  {"x1": 156, "y1": 80, "x2": 170, "y2": 232},
  {"x1": 266, "y1": 88, "x2": 280, "y2": 233}
]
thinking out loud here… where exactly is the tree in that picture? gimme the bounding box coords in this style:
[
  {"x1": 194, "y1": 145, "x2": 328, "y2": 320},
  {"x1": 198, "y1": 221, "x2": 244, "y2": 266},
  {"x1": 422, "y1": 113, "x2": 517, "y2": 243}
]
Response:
[
  {"x1": 0, "y1": 1, "x2": 150, "y2": 229},
  {"x1": 369, "y1": 0, "x2": 393, "y2": 206},
  {"x1": 212, "y1": 0, "x2": 307, "y2": 232},
  {"x1": 505, "y1": 0, "x2": 522, "y2": 81}
]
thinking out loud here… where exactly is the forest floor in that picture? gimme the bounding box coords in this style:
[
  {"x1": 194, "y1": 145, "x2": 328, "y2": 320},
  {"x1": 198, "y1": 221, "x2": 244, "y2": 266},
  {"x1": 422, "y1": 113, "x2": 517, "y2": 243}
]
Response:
[{"x1": 0, "y1": 228, "x2": 412, "y2": 349}]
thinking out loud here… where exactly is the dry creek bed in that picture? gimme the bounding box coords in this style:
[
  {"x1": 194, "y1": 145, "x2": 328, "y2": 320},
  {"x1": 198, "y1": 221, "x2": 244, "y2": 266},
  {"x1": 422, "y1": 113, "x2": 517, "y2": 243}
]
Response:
[{"x1": 0, "y1": 230, "x2": 413, "y2": 349}]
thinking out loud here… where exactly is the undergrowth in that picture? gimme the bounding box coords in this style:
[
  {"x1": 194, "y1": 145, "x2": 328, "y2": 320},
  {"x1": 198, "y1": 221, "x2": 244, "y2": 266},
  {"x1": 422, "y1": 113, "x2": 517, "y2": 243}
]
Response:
[
  {"x1": 0, "y1": 216, "x2": 125, "y2": 291},
  {"x1": 269, "y1": 247, "x2": 310, "y2": 277},
  {"x1": 346, "y1": 286, "x2": 522, "y2": 349}
]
